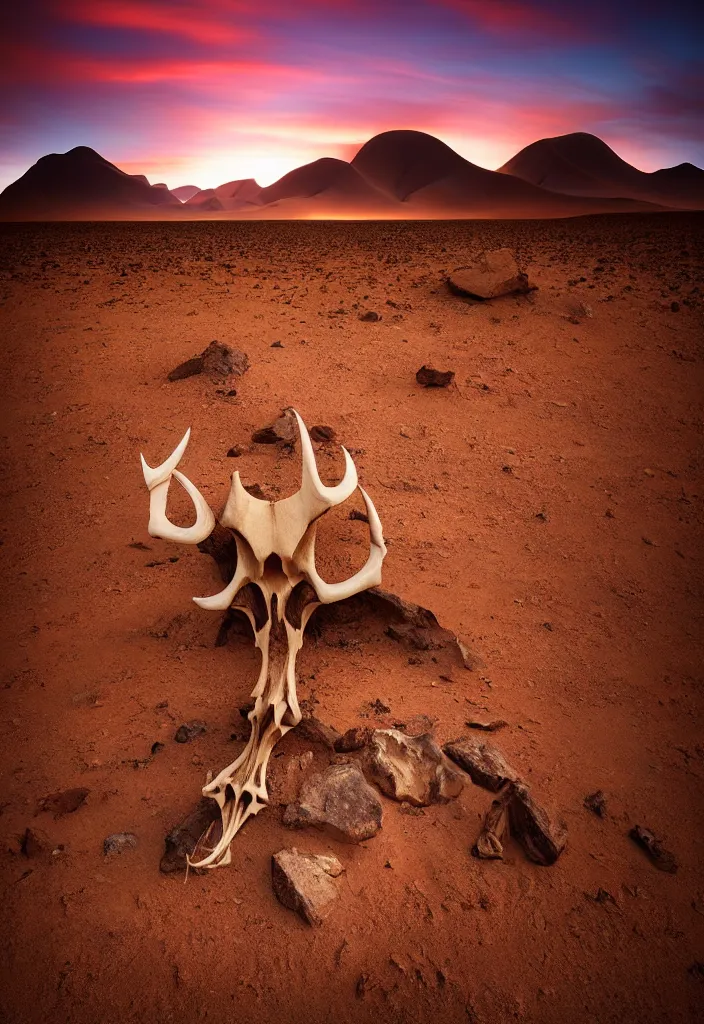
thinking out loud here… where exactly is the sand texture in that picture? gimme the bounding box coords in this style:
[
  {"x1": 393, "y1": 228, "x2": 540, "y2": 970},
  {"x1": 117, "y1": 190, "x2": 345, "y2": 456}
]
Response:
[{"x1": 0, "y1": 214, "x2": 703, "y2": 1024}]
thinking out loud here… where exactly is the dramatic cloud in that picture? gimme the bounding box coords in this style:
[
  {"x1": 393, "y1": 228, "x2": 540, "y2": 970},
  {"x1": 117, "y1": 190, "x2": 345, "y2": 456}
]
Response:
[{"x1": 1, "y1": 0, "x2": 701, "y2": 190}]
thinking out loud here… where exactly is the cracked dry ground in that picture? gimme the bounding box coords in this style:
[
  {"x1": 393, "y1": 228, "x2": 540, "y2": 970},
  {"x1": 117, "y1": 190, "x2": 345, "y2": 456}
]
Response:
[{"x1": 0, "y1": 214, "x2": 703, "y2": 1024}]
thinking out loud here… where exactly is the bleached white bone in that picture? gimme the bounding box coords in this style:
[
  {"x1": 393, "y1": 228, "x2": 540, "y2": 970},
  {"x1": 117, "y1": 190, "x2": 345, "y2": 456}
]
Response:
[
  {"x1": 193, "y1": 534, "x2": 258, "y2": 610},
  {"x1": 294, "y1": 409, "x2": 358, "y2": 506},
  {"x1": 140, "y1": 432, "x2": 215, "y2": 544},
  {"x1": 295, "y1": 486, "x2": 386, "y2": 603},
  {"x1": 140, "y1": 409, "x2": 386, "y2": 870}
]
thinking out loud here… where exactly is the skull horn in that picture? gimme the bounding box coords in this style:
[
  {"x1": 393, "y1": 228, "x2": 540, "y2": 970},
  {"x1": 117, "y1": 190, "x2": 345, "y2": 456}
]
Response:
[
  {"x1": 297, "y1": 485, "x2": 387, "y2": 603},
  {"x1": 140, "y1": 429, "x2": 215, "y2": 544},
  {"x1": 294, "y1": 409, "x2": 358, "y2": 507}
]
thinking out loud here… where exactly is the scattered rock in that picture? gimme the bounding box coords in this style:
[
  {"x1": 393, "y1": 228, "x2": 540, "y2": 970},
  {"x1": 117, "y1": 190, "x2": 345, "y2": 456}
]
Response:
[
  {"x1": 226, "y1": 445, "x2": 243, "y2": 457},
  {"x1": 584, "y1": 790, "x2": 606, "y2": 817},
  {"x1": 473, "y1": 792, "x2": 509, "y2": 859},
  {"x1": 586, "y1": 888, "x2": 617, "y2": 905},
  {"x1": 38, "y1": 788, "x2": 89, "y2": 818},
  {"x1": 359, "y1": 588, "x2": 484, "y2": 671},
  {"x1": 174, "y1": 720, "x2": 207, "y2": 744},
  {"x1": 252, "y1": 407, "x2": 297, "y2": 445},
  {"x1": 443, "y1": 738, "x2": 517, "y2": 792},
  {"x1": 629, "y1": 825, "x2": 678, "y2": 874},
  {"x1": 349, "y1": 509, "x2": 369, "y2": 524},
  {"x1": 20, "y1": 827, "x2": 54, "y2": 860},
  {"x1": 297, "y1": 714, "x2": 341, "y2": 751},
  {"x1": 168, "y1": 340, "x2": 249, "y2": 382},
  {"x1": 271, "y1": 340, "x2": 284, "y2": 347},
  {"x1": 366, "y1": 698, "x2": 391, "y2": 715},
  {"x1": 150, "y1": 741, "x2": 165, "y2": 755},
  {"x1": 508, "y1": 782, "x2": 567, "y2": 866},
  {"x1": 334, "y1": 726, "x2": 374, "y2": 753},
  {"x1": 283, "y1": 763, "x2": 382, "y2": 843},
  {"x1": 103, "y1": 832, "x2": 138, "y2": 856},
  {"x1": 271, "y1": 848, "x2": 344, "y2": 925},
  {"x1": 671, "y1": 301, "x2": 680, "y2": 312},
  {"x1": 466, "y1": 719, "x2": 508, "y2": 732},
  {"x1": 447, "y1": 249, "x2": 537, "y2": 301},
  {"x1": 359, "y1": 310, "x2": 380, "y2": 321},
  {"x1": 366, "y1": 729, "x2": 464, "y2": 806},
  {"x1": 416, "y1": 365, "x2": 455, "y2": 388},
  {"x1": 160, "y1": 799, "x2": 220, "y2": 873},
  {"x1": 310, "y1": 425, "x2": 336, "y2": 442}
]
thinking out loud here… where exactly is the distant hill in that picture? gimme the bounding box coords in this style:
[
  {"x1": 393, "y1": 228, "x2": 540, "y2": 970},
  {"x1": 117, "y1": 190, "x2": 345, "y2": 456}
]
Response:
[
  {"x1": 350, "y1": 130, "x2": 662, "y2": 218},
  {"x1": 171, "y1": 185, "x2": 202, "y2": 202},
  {"x1": 254, "y1": 157, "x2": 395, "y2": 214},
  {"x1": 499, "y1": 133, "x2": 704, "y2": 209},
  {"x1": 2, "y1": 132, "x2": 700, "y2": 220},
  {"x1": 0, "y1": 146, "x2": 180, "y2": 219}
]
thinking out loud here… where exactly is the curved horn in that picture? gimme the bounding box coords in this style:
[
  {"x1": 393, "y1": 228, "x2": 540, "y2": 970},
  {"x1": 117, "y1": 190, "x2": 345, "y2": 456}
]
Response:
[
  {"x1": 298, "y1": 486, "x2": 386, "y2": 603},
  {"x1": 293, "y1": 409, "x2": 358, "y2": 507},
  {"x1": 140, "y1": 432, "x2": 215, "y2": 544},
  {"x1": 193, "y1": 534, "x2": 257, "y2": 610}
]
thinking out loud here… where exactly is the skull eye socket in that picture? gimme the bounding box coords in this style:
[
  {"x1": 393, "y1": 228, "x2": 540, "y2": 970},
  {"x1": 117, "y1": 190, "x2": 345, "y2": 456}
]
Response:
[
  {"x1": 285, "y1": 581, "x2": 319, "y2": 629},
  {"x1": 232, "y1": 583, "x2": 269, "y2": 631}
]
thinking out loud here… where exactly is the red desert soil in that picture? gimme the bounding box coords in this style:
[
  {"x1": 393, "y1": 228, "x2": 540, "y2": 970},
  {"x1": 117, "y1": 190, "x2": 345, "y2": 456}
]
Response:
[{"x1": 0, "y1": 214, "x2": 703, "y2": 1024}]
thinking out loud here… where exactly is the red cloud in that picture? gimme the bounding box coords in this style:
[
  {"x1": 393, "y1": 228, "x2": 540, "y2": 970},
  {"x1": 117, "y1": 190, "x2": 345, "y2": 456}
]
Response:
[
  {"x1": 439, "y1": 0, "x2": 601, "y2": 40},
  {"x1": 62, "y1": 0, "x2": 252, "y2": 44}
]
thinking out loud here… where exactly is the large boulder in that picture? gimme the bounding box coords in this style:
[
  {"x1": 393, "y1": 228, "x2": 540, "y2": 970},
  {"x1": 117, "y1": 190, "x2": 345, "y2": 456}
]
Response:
[
  {"x1": 283, "y1": 763, "x2": 382, "y2": 843},
  {"x1": 447, "y1": 248, "x2": 536, "y2": 300}
]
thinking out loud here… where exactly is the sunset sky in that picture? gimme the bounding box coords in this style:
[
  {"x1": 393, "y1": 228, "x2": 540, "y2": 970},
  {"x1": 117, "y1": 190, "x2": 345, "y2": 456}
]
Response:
[{"x1": 2, "y1": 0, "x2": 703, "y2": 191}]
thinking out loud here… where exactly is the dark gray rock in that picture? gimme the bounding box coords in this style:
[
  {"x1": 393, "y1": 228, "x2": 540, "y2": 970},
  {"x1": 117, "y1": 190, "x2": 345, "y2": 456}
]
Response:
[
  {"x1": 443, "y1": 738, "x2": 517, "y2": 792},
  {"x1": 168, "y1": 341, "x2": 249, "y2": 382},
  {"x1": 297, "y1": 715, "x2": 341, "y2": 751},
  {"x1": 508, "y1": 782, "x2": 567, "y2": 866},
  {"x1": 160, "y1": 799, "x2": 220, "y2": 874},
  {"x1": 103, "y1": 832, "x2": 138, "y2": 856},
  {"x1": 174, "y1": 720, "x2": 207, "y2": 743}
]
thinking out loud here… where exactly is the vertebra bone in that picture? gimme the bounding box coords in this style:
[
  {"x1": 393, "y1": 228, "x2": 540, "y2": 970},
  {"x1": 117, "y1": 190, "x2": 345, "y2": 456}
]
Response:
[{"x1": 140, "y1": 410, "x2": 386, "y2": 869}]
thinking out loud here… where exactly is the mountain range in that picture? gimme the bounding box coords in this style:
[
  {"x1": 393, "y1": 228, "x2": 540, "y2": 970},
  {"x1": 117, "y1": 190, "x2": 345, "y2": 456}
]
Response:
[{"x1": 1, "y1": 130, "x2": 702, "y2": 220}]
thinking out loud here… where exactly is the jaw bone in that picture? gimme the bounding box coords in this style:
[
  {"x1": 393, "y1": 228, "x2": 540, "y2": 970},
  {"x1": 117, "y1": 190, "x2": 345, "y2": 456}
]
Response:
[{"x1": 140, "y1": 410, "x2": 386, "y2": 869}]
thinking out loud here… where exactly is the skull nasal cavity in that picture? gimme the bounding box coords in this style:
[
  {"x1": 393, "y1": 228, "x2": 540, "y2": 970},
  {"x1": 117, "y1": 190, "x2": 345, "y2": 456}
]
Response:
[{"x1": 264, "y1": 553, "x2": 284, "y2": 575}]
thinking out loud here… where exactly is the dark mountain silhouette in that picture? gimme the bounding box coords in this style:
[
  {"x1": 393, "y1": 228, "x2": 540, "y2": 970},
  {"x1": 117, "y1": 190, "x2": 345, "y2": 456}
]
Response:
[
  {"x1": 1, "y1": 131, "x2": 700, "y2": 220},
  {"x1": 499, "y1": 133, "x2": 704, "y2": 209},
  {"x1": 254, "y1": 157, "x2": 395, "y2": 213},
  {"x1": 171, "y1": 185, "x2": 202, "y2": 202},
  {"x1": 349, "y1": 130, "x2": 661, "y2": 217},
  {"x1": 0, "y1": 146, "x2": 180, "y2": 219}
]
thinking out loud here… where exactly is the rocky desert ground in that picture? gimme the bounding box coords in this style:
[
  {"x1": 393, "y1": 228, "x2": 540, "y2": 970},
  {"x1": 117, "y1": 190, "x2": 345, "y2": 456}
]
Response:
[{"x1": 0, "y1": 213, "x2": 703, "y2": 1024}]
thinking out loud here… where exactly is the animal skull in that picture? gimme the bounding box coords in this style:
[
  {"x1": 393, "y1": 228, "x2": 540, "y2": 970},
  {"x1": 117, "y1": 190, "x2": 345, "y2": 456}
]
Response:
[{"x1": 140, "y1": 410, "x2": 386, "y2": 868}]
